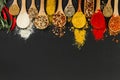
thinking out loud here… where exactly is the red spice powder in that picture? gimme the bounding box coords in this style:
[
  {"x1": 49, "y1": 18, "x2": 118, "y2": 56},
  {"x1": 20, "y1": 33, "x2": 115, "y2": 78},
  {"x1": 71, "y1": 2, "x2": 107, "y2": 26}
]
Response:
[
  {"x1": 90, "y1": 10, "x2": 106, "y2": 40},
  {"x1": 92, "y1": 28, "x2": 106, "y2": 40}
]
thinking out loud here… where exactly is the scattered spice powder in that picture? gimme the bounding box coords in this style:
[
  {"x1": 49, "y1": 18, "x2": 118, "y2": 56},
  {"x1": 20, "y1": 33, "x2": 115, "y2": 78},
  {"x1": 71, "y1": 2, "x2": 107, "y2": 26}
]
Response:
[{"x1": 74, "y1": 29, "x2": 86, "y2": 48}]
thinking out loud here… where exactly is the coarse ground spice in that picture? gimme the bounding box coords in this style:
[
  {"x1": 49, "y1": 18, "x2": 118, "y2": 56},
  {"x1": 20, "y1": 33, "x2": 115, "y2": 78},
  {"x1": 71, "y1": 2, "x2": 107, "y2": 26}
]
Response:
[{"x1": 109, "y1": 16, "x2": 120, "y2": 36}]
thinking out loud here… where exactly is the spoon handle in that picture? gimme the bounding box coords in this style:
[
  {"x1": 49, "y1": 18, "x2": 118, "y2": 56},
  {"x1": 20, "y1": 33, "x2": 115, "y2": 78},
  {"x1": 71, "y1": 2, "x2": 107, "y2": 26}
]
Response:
[
  {"x1": 77, "y1": 0, "x2": 82, "y2": 12},
  {"x1": 57, "y1": 0, "x2": 63, "y2": 12},
  {"x1": 68, "y1": 0, "x2": 72, "y2": 5},
  {"x1": 95, "y1": 0, "x2": 100, "y2": 11},
  {"x1": 20, "y1": 0, "x2": 27, "y2": 13},
  {"x1": 107, "y1": 0, "x2": 111, "y2": 4},
  {"x1": 31, "y1": 0, "x2": 35, "y2": 7},
  {"x1": 13, "y1": 0, "x2": 17, "y2": 4},
  {"x1": 113, "y1": 0, "x2": 119, "y2": 16},
  {"x1": 39, "y1": 0, "x2": 45, "y2": 13}
]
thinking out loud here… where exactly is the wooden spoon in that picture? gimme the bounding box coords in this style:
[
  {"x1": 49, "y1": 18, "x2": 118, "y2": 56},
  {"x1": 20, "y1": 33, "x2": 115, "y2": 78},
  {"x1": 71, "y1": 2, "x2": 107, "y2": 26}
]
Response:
[
  {"x1": 28, "y1": 0, "x2": 38, "y2": 19},
  {"x1": 109, "y1": 0, "x2": 120, "y2": 35},
  {"x1": 34, "y1": 0, "x2": 49, "y2": 30},
  {"x1": 64, "y1": 0, "x2": 75, "y2": 18},
  {"x1": 9, "y1": 0, "x2": 20, "y2": 16},
  {"x1": 72, "y1": 0, "x2": 86, "y2": 29},
  {"x1": 90, "y1": 0, "x2": 106, "y2": 29},
  {"x1": 103, "y1": 0, "x2": 113, "y2": 17},
  {"x1": 16, "y1": 0, "x2": 30, "y2": 29},
  {"x1": 52, "y1": 0, "x2": 66, "y2": 28}
]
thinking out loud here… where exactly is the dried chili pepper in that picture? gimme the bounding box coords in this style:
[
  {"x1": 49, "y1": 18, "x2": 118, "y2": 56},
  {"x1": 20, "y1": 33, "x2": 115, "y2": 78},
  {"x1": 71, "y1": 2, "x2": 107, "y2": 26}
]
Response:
[
  {"x1": 1, "y1": 8, "x2": 7, "y2": 20},
  {"x1": 10, "y1": 17, "x2": 16, "y2": 31},
  {"x1": 3, "y1": 6, "x2": 13, "y2": 30},
  {"x1": 1, "y1": 7, "x2": 8, "y2": 28},
  {"x1": 3, "y1": 6, "x2": 13, "y2": 21}
]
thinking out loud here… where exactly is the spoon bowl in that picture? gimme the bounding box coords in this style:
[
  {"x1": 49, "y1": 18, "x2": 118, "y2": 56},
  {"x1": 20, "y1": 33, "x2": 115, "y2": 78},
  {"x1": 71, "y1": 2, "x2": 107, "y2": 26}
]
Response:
[
  {"x1": 109, "y1": 0, "x2": 120, "y2": 35},
  {"x1": 64, "y1": 0, "x2": 75, "y2": 18},
  {"x1": 72, "y1": 0, "x2": 86, "y2": 29},
  {"x1": 34, "y1": 0, "x2": 49, "y2": 30},
  {"x1": 28, "y1": 0, "x2": 38, "y2": 19},
  {"x1": 16, "y1": 0, "x2": 30, "y2": 29},
  {"x1": 103, "y1": 0, "x2": 113, "y2": 17},
  {"x1": 9, "y1": 0, "x2": 20, "y2": 16}
]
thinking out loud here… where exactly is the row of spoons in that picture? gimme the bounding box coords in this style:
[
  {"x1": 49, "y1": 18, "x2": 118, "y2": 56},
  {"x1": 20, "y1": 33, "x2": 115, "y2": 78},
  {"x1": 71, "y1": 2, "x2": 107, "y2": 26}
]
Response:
[{"x1": 8, "y1": 0, "x2": 120, "y2": 39}]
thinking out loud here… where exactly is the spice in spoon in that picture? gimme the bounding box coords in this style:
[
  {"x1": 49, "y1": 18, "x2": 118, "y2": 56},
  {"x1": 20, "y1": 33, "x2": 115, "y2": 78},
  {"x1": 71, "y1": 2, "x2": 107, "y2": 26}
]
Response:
[
  {"x1": 109, "y1": 0, "x2": 120, "y2": 36},
  {"x1": 28, "y1": 0, "x2": 38, "y2": 19},
  {"x1": 64, "y1": 0, "x2": 75, "y2": 22},
  {"x1": 16, "y1": 0, "x2": 30, "y2": 29},
  {"x1": 34, "y1": 0, "x2": 49, "y2": 30},
  {"x1": 9, "y1": 0, "x2": 20, "y2": 16},
  {"x1": 72, "y1": 0, "x2": 88, "y2": 49},
  {"x1": 103, "y1": 0, "x2": 113, "y2": 17},
  {"x1": 90, "y1": 0, "x2": 106, "y2": 40},
  {"x1": 52, "y1": 0, "x2": 66, "y2": 37},
  {"x1": 16, "y1": 0, "x2": 38, "y2": 40}
]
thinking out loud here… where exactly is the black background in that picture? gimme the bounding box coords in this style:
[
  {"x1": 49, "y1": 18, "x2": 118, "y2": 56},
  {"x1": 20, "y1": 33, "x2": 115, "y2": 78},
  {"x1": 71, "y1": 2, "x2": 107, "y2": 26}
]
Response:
[{"x1": 0, "y1": 0, "x2": 120, "y2": 80}]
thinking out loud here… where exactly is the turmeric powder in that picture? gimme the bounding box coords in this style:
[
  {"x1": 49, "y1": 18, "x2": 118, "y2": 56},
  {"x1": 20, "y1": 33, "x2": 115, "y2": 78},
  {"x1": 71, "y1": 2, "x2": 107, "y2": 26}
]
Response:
[
  {"x1": 46, "y1": 0, "x2": 56, "y2": 23},
  {"x1": 74, "y1": 29, "x2": 86, "y2": 48},
  {"x1": 72, "y1": 11, "x2": 87, "y2": 49},
  {"x1": 72, "y1": 12, "x2": 86, "y2": 28}
]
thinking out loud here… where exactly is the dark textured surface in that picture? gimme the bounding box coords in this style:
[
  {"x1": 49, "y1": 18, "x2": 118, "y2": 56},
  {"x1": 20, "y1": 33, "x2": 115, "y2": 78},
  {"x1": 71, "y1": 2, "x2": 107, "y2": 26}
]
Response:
[{"x1": 0, "y1": 0, "x2": 120, "y2": 80}]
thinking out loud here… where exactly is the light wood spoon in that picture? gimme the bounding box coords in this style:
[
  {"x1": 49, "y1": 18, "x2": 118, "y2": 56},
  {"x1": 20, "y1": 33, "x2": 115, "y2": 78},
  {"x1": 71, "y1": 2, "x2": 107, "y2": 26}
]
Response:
[
  {"x1": 34, "y1": 0, "x2": 49, "y2": 30},
  {"x1": 52, "y1": 0, "x2": 66, "y2": 28},
  {"x1": 28, "y1": 0, "x2": 38, "y2": 19},
  {"x1": 109, "y1": 0, "x2": 120, "y2": 35},
  {"x1": 72, "y1": 0, "x2": 86, "y2": 29},
  {"x1": 16, "y1": 0, "x2": 30, "y2": 29},
  {"x1": 64, "y1": 0, "x2": 75, "y2": 18},
  {"x1": 103, "y1": 0, "x2": 113, "y2": 17},
  {"x1": 90, "y1": 0, "x2": 106, "y2": 29},
  {"x1": 9, "y1": 0, "x2": 20, "y2": 16}
]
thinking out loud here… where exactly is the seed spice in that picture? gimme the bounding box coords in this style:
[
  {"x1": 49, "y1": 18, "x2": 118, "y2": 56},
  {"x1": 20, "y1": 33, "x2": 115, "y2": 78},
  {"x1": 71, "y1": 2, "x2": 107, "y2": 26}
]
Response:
[{"x1": 52, "y1": 11, "x2": 66, "y2": 37}]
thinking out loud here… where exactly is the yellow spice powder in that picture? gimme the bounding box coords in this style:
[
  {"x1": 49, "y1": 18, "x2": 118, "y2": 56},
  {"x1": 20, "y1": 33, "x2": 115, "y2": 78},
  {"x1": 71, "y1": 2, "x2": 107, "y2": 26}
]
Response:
[
  {"x1": 74, "y1": 29, "x2": 86, "y2": 48},
  {"x1": 46, "y1": 0, "x2": 56, "y2": 23},
  {"x1": 72, "y1": 12, "x2": 86, "y2": 29}
]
